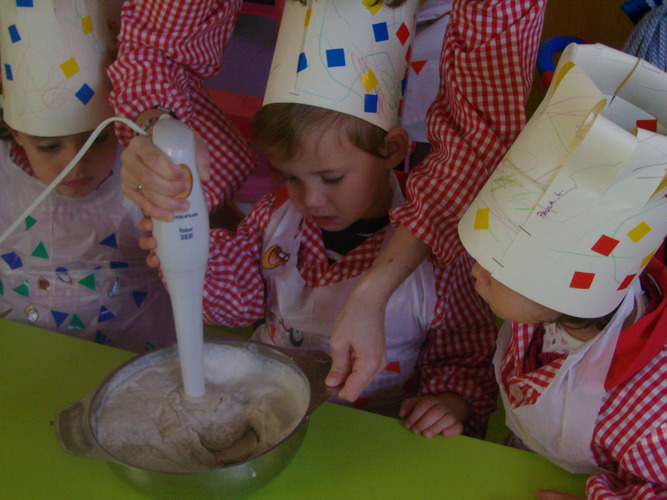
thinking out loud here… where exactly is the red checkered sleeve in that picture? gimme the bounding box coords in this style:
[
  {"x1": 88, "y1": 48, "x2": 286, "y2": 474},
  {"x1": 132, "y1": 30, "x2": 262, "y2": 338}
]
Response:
[
  {"x1": 202, "y1": 194, "x2": 274, "y2": 327},
  {"x1": 391, "y1": 0, "x2": 547, "y2": 265},
  {"x1": 107, "y1": 0, "x2": 256, "y2": 211},
  {"x1": 418, "y1": 251, "x2": 499, "y2": 437},
  {"x1": 585, "y1": 350, "x2": 667, "y2": 499}
]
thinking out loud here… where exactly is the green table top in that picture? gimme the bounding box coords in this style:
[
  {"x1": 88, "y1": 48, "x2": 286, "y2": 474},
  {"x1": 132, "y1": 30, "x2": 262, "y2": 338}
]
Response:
[{"x1": 0, "y1": 319, "x2": 587, "y2": 499}]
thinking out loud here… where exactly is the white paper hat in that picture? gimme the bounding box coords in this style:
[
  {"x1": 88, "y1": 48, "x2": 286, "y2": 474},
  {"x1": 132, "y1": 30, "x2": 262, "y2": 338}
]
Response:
[
  {"x1": 0, "y1": 0, "x2": 119, "y2": 136},
  {"x1": 458, "y1": 43, "x2": 667, "y2": 318},
  {"x1": 263, "y1": 0, "x2": 420, "y2": 131}
]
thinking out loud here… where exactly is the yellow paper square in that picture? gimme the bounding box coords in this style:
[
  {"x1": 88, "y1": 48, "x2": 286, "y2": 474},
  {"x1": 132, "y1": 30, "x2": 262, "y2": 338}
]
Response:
[
  {"x1": 641, "y1": 250, "x2": 656, "y2": 268},
  {"x1": 360, "y1": 69, "x2": 378, "y2": 92},
  {"x1": 60, "y1": 57, "x2": 80, "y2": 79},
  {"x1": 81, "y1": 15, "x2": 93, "y2": 35},
  {"x1": 304, "y1": 9, "x2": 312, "y2": 27},
  {"x1": 627, "y1": 221, "x2": 651, "y2": 243},
  {"x1": 363, "y1": 0, "x2": 383, "y2": 15},
  {"x1": 474, "y1": 208, "x2": 490, "y2": 230}
]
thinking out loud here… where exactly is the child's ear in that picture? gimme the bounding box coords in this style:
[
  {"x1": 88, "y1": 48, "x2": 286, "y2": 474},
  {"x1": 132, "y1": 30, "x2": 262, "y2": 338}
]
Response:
[{"x1": 380, "y1": 127, "x2": 410, "y2": 168}]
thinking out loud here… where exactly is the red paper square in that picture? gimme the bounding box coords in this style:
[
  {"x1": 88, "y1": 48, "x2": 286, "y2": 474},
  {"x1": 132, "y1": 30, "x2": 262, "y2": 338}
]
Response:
[
  {"x1": 570, "y1": 271, "x2": 595, "y2": 289},
  {"x1": 591, "y1": 234, "x2": 620, "y2": 256},
  {"x1": 396, "y1": 23, "x2": 410, "y2": 45},
  {"x1": 617, "y1": 273, "x2": 637, "y2": 291},
  {"x1": 636, "y1": 119, "x2": 658, "y2": 132}
]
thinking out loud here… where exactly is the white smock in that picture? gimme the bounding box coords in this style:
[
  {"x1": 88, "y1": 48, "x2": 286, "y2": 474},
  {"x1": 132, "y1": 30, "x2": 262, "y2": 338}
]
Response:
[
  {"x1": 253, "y1": 173, "x2": 437, "y2": 416},
  {"x1": 0, "y1": 142, "x2": 175, "y2": 352},
  {"x1": 494, "y1": 279, "x2": 641, "y2": 474}
]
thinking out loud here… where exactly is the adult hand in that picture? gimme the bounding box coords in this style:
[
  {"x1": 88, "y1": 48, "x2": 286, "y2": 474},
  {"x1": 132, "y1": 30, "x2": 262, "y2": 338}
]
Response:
[
  {"x1": 121, "y1": 121, "x2": 211, "y2": 221},
  {"x1": 326, "y1": 225, "x2": 431, "y2": 401},
  {"x1": 535, "y1": 490, "x2": 584, "y2": 500},
  {"x1": 326, "y1": 284, "x2": 388, "y2": 401},
  {"x1": 400, "y1": 393, "x2": 467, "y2": 438}
]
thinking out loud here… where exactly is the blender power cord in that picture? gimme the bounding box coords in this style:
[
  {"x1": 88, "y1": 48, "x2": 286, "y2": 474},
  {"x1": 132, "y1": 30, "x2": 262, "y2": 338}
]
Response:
[{"x1": 0, "y1": 116, "x2": 147, "y2": 246}]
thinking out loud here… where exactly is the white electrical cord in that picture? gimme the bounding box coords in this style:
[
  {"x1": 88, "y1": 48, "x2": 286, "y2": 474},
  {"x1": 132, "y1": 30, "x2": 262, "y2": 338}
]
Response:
[{"x1": 0, "y1": 116, "x2": 147, "y2": 246}]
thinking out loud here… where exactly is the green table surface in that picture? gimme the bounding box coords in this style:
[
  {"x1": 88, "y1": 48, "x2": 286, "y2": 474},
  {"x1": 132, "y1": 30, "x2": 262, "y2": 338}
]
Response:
[{"x1": 0, "y1": 319, "x2": 587, "y2": 499}]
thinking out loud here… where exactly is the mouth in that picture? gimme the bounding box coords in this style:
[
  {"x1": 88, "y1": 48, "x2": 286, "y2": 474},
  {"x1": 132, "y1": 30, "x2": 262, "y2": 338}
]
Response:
[
  {"x1": 310, "y1": 215, "x2": 337, "y2": 227},
  {"x1": 61, "y1": 177, "x2": 93, "y2": 189}
]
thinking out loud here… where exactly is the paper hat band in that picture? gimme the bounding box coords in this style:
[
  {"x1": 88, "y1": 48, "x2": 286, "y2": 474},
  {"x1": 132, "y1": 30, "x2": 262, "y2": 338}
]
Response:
[
  {"x1": 1, "y1": 0, "x2": 120, "y2": 136},
  {"x1": 458, "y1": 43, "x2": 667, "y2": 318},
  {"x1": 263, "y1": 0, "x2": 419, "y2": 131}
]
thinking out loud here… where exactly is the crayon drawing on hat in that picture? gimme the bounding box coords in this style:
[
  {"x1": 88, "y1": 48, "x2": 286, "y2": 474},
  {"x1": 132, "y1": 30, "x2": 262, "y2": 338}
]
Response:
[
  {"x1": 458, "y1": 43, "x2": 667, "y2": 319},
  {"x1": 264, "y1": 0, "x2": 420, "y2": 131},
  {"x1": 0, "y1": 0, "x2": 120, "y2": 136}
]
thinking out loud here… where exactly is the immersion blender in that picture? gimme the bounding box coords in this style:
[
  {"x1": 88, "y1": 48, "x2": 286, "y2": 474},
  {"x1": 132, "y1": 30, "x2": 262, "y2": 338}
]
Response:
[{"x1": 151, "y1": 116, "x2": 209, "y2": 398}]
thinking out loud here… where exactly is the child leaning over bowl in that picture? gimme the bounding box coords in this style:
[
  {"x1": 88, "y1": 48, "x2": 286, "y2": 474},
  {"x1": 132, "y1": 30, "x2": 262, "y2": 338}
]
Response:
[
  {"x1": 141, "y1": 0, "x2": 498, "y2": 438},
  {"x1": 458, "y1": 43, "x2": 667, "y2": 498},
  {"x1": 0, "y1": 0, "x2": 175, "y2": 352}
]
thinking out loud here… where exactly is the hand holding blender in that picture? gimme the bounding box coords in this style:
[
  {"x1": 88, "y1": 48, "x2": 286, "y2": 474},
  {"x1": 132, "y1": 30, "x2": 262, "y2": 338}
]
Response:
[{"x1": 151, "y1": 116, "x2": 209, "y2": 398}]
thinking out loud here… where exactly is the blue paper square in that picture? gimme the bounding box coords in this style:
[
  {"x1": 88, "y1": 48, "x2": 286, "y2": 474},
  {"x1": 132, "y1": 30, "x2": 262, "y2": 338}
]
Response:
[
  {"x1": 372, "y1": 22, "x2": 389, "y2": 42},
  {"x1": 16, "y1": 0, "x2": 34, "y2": 7},
  {"x1": 75, "y1": 84, "x2": 94, "y2": 105},
  {"x1": 8, "y1": 24, "x2": 20, "y2": 43},
  {"x1": 4, "y1": 64, "x2": 13, "y2": 81},
  {"x1": 326, "y1": 48, "x2": 345, "y2": 68},
  {"x1": 297, "y1": 52, "x2": 307, "y2": 73},
  {"x1": 364, "y1": 94, "x2": 378, "y2": 113}
]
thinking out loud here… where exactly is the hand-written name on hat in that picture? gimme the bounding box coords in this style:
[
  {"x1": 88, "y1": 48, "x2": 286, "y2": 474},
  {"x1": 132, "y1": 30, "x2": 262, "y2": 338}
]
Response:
[{"x1": 536, "y1": 191, "x2": 563, "y2": 218}]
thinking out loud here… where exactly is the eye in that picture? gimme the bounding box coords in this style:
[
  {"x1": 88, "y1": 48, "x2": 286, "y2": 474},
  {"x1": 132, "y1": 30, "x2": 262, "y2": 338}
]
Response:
[
  {"x1": 37, "y1": 143, "x2": 62, "y2": 153},
  {"x1": 321, "y1": 175, "x2": 343, "y2": 185},
  {"x1": 92, "y1": 132, "x2": 110, "y2": 145},
  {"x1": 282, "y1": 175, "x2": 299, "y2": 184}
]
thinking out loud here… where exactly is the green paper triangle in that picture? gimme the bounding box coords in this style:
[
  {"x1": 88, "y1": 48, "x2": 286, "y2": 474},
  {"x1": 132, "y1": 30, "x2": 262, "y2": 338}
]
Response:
[
  {"x1": 31, "y1": 242, "x2": 49, "y2": 259},
  {"x1": 13, "y1": 281, "x2": 29, "y2": 297},
  {"x1": 0, "y1": 279, "x2": 3, "y2": 296},
  {"x1": 25, "y1": 216, "x2": 37, "y2": 230},
  {"x1": 78, "y1": 273, "x2": 96, "y2": 291},
  {"x1": 68, "y1": 314, "x2": 85, "y2": 330}
]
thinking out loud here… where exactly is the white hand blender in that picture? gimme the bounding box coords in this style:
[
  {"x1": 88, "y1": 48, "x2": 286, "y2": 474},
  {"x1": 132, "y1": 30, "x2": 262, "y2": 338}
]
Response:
[{"x1": 151, "y1": 116, "x2": 209, "y2": 398}]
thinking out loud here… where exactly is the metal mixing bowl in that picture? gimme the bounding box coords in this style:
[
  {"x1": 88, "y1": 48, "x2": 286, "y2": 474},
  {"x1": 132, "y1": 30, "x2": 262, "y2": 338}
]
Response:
[{"x1": 55, "y1": 338, "x2": 336, "y2": 499}]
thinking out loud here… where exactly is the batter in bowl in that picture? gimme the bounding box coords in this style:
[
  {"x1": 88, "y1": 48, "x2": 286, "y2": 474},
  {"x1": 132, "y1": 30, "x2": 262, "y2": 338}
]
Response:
[{"x1": 96, "y1": 343, "x2": 310, "y2": 473}]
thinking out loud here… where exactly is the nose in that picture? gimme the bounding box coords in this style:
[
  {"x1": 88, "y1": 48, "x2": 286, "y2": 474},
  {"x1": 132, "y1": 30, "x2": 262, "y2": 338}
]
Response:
[
  {"x1": 301, "y1": 182, "x2": 326, "y2": 208},
  {"x1": 65, "y1": 142, "x2": 88, "y2": 170}
]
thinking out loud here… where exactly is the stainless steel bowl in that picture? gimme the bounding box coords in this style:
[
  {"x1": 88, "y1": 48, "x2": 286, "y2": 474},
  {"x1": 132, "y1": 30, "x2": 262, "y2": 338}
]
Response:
[{"x1": 55, "y1": 338, "x2": 337, "y2": 499}]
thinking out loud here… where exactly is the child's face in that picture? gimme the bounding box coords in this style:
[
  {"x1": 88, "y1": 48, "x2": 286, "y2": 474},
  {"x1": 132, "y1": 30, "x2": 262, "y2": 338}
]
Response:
[
  {"x1": 471, "y1": 261, "x2": 560, "y2": 324},
  {"x1": 269, "y1": 124, "x2": 397, "y2": 231},
  {"x1": 13, "y1": 125, "x2": 117, "y2": 198}
]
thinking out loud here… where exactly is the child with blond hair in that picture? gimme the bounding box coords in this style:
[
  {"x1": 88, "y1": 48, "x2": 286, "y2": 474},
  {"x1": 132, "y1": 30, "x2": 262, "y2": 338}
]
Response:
[{"x1": 142, "y1": 0, "x2": 498, "y2": 436}]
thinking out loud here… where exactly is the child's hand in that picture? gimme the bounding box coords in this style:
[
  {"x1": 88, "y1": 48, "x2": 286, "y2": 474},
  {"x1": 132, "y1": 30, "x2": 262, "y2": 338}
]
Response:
[
  {"x1": 399, "y1": 393, "x2": 468, "y2": 438},
  {"x1": 138, "y1": 216, "x2": 160, "y2": 268}
]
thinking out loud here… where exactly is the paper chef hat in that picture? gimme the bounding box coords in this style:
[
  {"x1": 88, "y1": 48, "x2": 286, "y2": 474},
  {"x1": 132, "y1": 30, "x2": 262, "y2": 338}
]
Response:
[
  {"x1": 0, "y1": 0, "x2": 120, "y2": 136},
  {"x1": 263, "y1": 0, "x2": 420, "y2": 131},
  {"x1": 458, "y1": 43, "x2": 667, "y2": 318}
]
